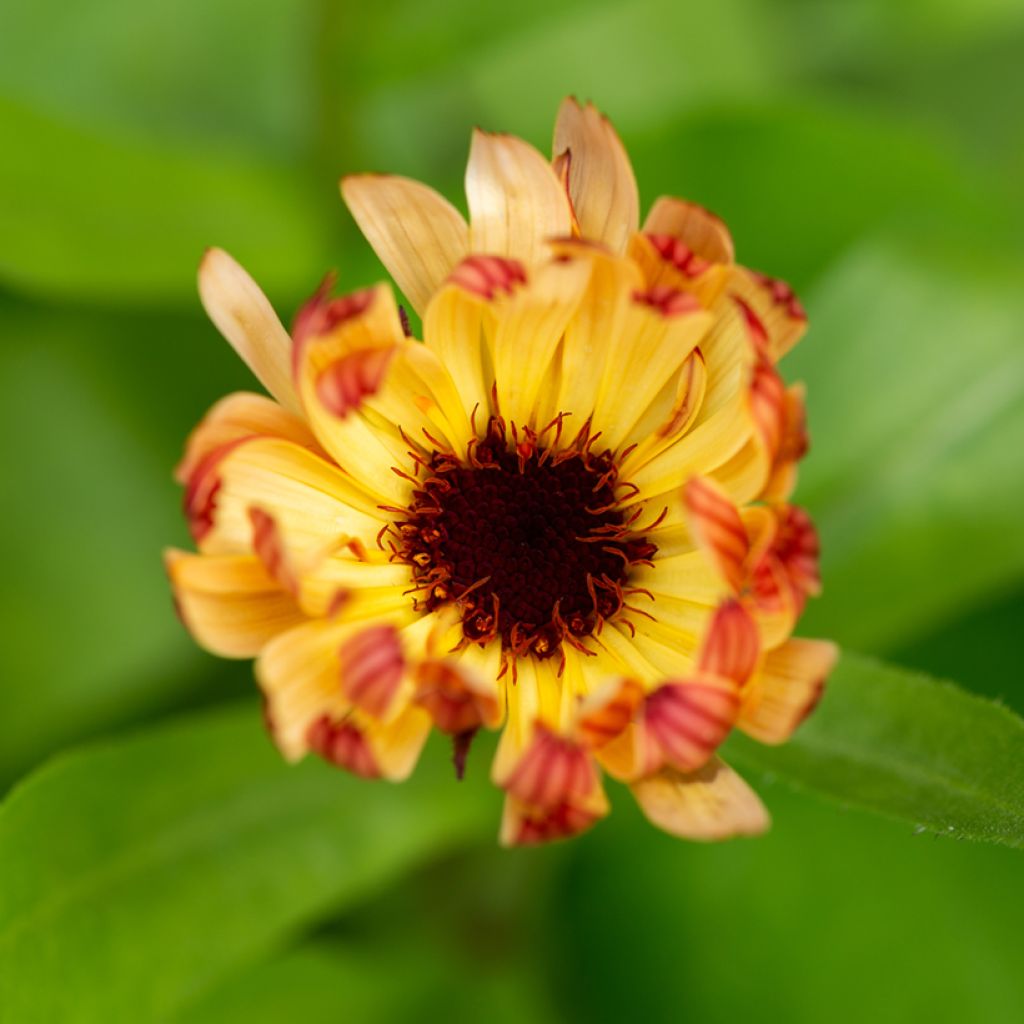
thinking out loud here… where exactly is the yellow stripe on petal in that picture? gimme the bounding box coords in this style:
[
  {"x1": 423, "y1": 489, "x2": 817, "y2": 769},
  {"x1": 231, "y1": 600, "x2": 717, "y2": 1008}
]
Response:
[
  {"x1": 466, "y1": 130, "x2": 574, "y2": 266},
  {"x1": 341, "y1": 174, "x2": 469, "y2": 316},
  {"x1": 535, "y1": 241, "x2": 644, "y2": 431},
  {"x1": 631, "y1": 759, "x2": 769, "y2": 841},
  {"x1": 552, "y1": 98, "x2": 639, "y2": 254},
  {"x1": 198, "y1": 249, "x2": 300, "y2": 413},
  {"x1": 491, "y1": 254, "x2": 592, "y2": 429},
  {"x1": 591, "y1": 293, "x2": 712, "y2": 451},
  {"x1": 739, "y1": 638, "x2": 838, "y2": 744},
  {"x1": 165, "y1": 549, "x2": 307, "y2": 658}
]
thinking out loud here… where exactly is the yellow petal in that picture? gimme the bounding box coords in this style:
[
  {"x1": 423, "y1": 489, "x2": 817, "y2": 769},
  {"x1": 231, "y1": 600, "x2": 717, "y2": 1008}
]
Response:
[
  {"x1": 590, "y1": 290, "x2": 712, "y2": 451},
  {"x1": 535, "y1": 240, "x2": 643, "y2": 430},
  {"x1": 198, "y1": 249, "x2": 300, "y2": 413},
  {"x1": 341, "y1": 174, "x2": 469, "y2": 316},
  {"x1": 552, "y1": 98, "x2": 639, "y2": 253},
  {"x1": 165, "y1": 549, "x2": 307, "y2": 658},
  {"x1": 257, "y1": 605, "x2": 418, "y2": 761},
  {"x1": 466, "y1": 130, "x2": 574, "y2": 266},
  {"x1": 491, "y1": 254, "x2": 592, "y2": 428},
  {"x1": 631, "y1": 758, "x2": 770, "y2": 840},
  {"x1": 176, "y1": 391, "x2": 323, "y2": 485},
  {"x1": 739, "y1": 637, "x2": 838, "y2": 744},
  {"x1": 186, "y1": 435, "x2": 384, "y2": 559}
]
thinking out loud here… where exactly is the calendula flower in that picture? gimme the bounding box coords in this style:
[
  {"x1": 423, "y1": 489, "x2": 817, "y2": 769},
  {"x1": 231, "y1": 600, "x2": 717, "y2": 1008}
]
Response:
[{"x1": 167, "y1": 98, "x2": 837, "y2": 846}]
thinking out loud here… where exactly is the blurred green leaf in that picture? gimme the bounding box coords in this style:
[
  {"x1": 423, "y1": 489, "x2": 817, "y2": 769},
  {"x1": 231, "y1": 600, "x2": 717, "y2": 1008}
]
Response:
[
  {"x1": 725, "y1": 651, "x2": 1024, "y2": 848},
  {"x1": 790, "y1": 239, "x2": 1024, "y2": 650},
  {"x1": 0, "y1": 706, "x2": 493, "y2": 1024},
  {"x1": 546, "y1": 781, "x2": 1024, "y2": 1024},
  {"x1": 176, "y1": 936, "x2": 561, "y2": 1024},
  {"x1": 0, "y1": 95, "x2": 329, "y2": 304},
  {"x1": 0, "y1": 0, "x2": 314, "y2": 157}
]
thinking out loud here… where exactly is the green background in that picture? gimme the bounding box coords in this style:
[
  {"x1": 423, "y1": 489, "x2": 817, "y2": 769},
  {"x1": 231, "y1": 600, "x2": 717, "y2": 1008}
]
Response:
[{"x1": 2, "y1": 0, "x2": 1023, "y2": 1020}]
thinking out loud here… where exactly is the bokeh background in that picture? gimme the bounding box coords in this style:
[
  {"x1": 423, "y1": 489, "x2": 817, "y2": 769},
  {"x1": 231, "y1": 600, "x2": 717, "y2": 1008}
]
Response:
[{"x1": 2, "y1": 1, "x2": 1024, "y2": 1021}]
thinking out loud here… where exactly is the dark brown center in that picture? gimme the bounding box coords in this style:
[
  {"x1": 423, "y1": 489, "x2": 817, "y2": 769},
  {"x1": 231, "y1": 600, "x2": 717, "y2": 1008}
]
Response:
[{"x1": 392, "y1": 420, "x2": 656, "y2": 658}]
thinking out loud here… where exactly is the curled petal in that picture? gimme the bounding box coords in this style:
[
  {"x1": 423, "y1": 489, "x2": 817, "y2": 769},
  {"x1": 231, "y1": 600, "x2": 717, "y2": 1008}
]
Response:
[
  {"x1": 339, "y1": 622, "x2": 406, "y2": 719},
  {"x1": 578, "y1": 677, "x2": 645, "y2": 750},
  {"x1": 500, "y1": 789, "x2": 608, "y2": 847},
  {"x1": 502, "y1": 725, "x2": 598, "y2": 810},
  {"x1": 697, "y1": 599, "x2": 760, "y2": 686},
  {"x1": 414, "y1": 658, "x2": 502, "y2": 734},
  {"x1": 315, "y1": 346, "x2": 396, "y2": 419},
  {"x1": 729, "y1": 267, "x2": 807, "y2": 362},
  {"x1": 683, "y1": 476, "x2": 750, "y2": 592},
  {"x1": 552, "y1": 97, "x2": 639, "y2": 253},
  {"x1": 466, "y1": 130, "x2": 574, "y2": 266}
]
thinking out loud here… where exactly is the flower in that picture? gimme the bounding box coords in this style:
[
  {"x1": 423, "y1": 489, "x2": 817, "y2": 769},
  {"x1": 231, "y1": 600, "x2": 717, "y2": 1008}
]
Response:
[{"x1": 166, "y1": 98, "x2": 837, "y2": 846}]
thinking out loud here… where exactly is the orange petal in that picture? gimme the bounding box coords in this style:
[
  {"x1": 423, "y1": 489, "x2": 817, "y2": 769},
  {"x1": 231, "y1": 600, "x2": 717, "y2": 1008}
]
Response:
[
  {"x1": 552, "y1": 98, "x2": 639, "y2": 254},
  {"x1": 198, "y1": 249, "x2": 300, "y2": 413},
  {"x1": 341, "y1": 174, "x2": 469, "y2": 315},
  {"x1": 643, "y1": 196, "x2": 735, "y2": 264},
  {"x1": 577, "y1": 677, "x2": 645, "y2": 750},
  {"x1": 502, "y1": 725, "x2": 598, "y2": 810},
  {"x1": 739, "y1": 638, "x2": 838, "y2": 744},
  {"x1": 631, "y1": 759, "x2": 770, "y2": 841},
  {"x1": 339, "y1": 622, "x2": 406, "y2": 719},
  {"x1": 683, "y1": 476, "x2": 750, "y2": 592},
  {"x1": 638, "y1": 676, "x2": 740, "y2": 775},
  {"x1": 697, "y1": 599, "x2": 760, "y2": 686},
  {"x1": 499, "y1": 789, "x2": 607, "y2": 847},
  {"x1": 414, "y1": 658, "x2": 502, "y2": 734},
  {"x1": 728, "y1": 267, "x2": 807, "y2": 362}
]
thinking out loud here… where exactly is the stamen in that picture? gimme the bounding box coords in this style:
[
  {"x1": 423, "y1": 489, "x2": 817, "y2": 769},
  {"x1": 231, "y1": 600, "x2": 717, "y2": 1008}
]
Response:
[{"x1": 393, "y1": 416, "x2": 657, "y2": 657}]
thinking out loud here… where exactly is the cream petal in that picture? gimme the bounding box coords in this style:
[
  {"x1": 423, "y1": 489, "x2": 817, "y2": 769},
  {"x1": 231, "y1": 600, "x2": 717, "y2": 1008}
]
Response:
[
  {"x1": 341, "y1": 174, "x2": 469, "y2": 316},
  {"x1": 631, "y1": 758, "x2": 770, "y2": 840},
  {"x1": 552, "y1": 98, "x2": 639, "y2": 253},
  {"x1": 465, "y1": 130, "x2": 574, "y2": 266},
  {"x1": 165, "y1": 549, "x2": 307, "y2": 658},
  {"x1": 198, "y1": 249, "x2": 300, "y2": 413}
]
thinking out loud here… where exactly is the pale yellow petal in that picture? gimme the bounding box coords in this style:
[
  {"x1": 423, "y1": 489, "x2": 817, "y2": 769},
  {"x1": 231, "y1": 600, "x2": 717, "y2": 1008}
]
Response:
[
  {"x1": 176, "y1": 391, "x2": 323, "y2": 484},
  {"x1": 552, "y1": 98, "x2": 639, "y2": 253},
  {"x1": 341, "y1": 174, "x2": 469, "y2": 316},
  {"x1": 198, "y1": 249, "x2": 300, "y2": 413},
  {"x1": 165, "y1": 549, "x2": 307, "y2": 658},
  {"x1": 631, "y1": 758, "x2": 770, "y2": 840},
  {"x1": 466, "y1": 130, "x2": 573, "y2": 266},
  {"x1": 739, "y1": 638, "x2": 838, "y2": 744}
]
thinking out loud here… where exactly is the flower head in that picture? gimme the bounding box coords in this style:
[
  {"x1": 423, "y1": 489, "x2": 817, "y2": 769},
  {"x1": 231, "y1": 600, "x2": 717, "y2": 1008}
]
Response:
[{"x1": 167, "y1": 98, "x2": 837, "y2": 845}]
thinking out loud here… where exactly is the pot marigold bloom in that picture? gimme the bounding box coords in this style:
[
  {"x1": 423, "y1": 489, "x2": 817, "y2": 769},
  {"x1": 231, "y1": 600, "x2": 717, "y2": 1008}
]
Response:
[{"x1": 167, "y1": 98, "x2": 837, "y2": 846}]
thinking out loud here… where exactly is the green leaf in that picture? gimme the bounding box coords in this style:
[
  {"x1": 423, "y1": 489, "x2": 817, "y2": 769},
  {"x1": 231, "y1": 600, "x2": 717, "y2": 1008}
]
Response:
[
  {"x1": 545, "y1": 781, "x2": 1024, "y2": 1024},
  {"x1": 725, "y1": 651, "x2": 1024, "y2": 848},
  {"x1": 0, "y1": 705, "x2": 494, "y2": 1024},
  {"x1": 0, "y1": 95, "x2": 329, "y2": 304},
  {"x1": 176, "y1": 936, "x2": 561, "y2": 1024},
  {"x1": 789, "y1": 238, "x2": 1024, "y2": 650}
]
